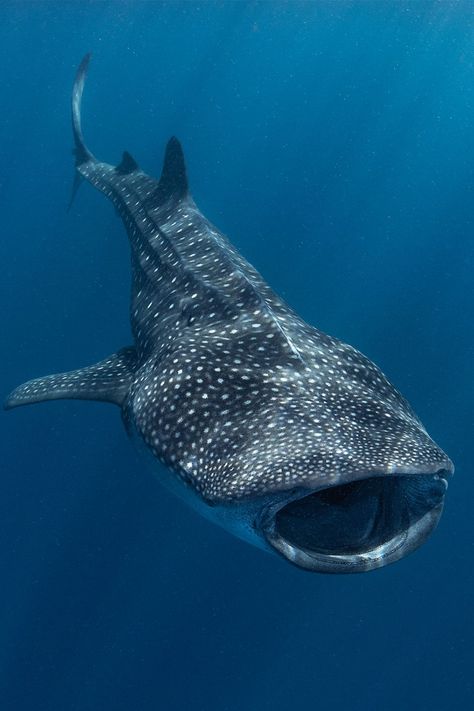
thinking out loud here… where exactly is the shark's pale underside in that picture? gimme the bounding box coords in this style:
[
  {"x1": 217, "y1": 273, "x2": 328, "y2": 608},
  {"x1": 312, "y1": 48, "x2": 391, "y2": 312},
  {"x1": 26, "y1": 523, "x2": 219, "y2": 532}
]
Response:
[{"x1": 5, "y1": 55, "x2": 454, "y2": 573}]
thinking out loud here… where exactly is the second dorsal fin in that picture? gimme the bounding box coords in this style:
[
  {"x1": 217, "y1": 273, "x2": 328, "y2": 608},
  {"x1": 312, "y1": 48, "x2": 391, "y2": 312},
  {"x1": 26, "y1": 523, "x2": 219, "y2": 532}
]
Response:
[{"x1": 115, "y1": 151, "x2": 139, "y2": 175}]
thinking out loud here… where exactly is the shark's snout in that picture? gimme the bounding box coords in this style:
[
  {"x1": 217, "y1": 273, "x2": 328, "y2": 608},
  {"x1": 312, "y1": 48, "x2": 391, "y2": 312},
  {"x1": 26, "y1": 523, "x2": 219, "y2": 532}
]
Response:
[{"x1": 261, "y1": 464, "x2": 453, "y2": 573}]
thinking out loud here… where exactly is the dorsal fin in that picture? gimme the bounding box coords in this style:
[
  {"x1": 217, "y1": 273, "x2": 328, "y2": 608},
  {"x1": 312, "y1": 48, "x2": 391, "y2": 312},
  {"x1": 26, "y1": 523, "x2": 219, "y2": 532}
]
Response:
[
  {"x1": 115, "y1": 150, "x2": 139, "y2": 175},
  {"x1": 148, "y1": 137, "x2": 188, "y2": 208}
]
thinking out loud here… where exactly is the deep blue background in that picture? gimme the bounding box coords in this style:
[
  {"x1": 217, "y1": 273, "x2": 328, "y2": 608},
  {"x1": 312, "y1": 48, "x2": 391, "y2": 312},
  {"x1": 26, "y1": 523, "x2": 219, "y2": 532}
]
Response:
[{"x1": 1, "y1": 3, "x2": 473, "y2": 710}]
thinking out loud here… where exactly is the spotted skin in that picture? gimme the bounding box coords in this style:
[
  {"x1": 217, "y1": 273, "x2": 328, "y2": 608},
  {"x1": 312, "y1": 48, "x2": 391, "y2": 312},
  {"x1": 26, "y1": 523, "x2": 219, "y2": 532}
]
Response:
[{"x1": 5, "y1": 56, "x2": 453, "y2": 572}]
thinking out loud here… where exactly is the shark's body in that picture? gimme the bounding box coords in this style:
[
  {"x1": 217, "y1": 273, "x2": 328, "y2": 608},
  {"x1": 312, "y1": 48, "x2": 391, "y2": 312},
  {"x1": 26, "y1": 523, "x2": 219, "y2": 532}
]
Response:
[{"x1": 6, "y1": 56, "x2": 453, "y2": 573}]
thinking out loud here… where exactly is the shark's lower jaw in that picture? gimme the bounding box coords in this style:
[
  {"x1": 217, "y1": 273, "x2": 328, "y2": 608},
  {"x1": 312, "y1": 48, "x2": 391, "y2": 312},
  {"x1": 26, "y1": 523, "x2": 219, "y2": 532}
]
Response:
[{"x1": 261, "y1": 470, "x2": 451, "y2": 573}]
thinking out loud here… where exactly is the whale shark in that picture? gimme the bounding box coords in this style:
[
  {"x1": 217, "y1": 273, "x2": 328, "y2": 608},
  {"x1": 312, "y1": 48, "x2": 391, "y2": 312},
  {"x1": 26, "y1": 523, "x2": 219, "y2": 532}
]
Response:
[{"x1": 5, "y1": 55, "x2": 454, "y2": 573}]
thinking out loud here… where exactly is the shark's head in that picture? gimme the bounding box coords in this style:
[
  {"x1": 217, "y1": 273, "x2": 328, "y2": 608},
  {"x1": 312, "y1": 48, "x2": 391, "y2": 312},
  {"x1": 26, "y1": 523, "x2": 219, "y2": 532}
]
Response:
[
  {"x1": 194, "y1": 350, "x2": 454, "y2": 574},
  {"x1": 212, "y1": 424, "x2": 453, "y2": 574},
  {"x1": 123, "y1": 332, "x2": 454, "y2": 574}
]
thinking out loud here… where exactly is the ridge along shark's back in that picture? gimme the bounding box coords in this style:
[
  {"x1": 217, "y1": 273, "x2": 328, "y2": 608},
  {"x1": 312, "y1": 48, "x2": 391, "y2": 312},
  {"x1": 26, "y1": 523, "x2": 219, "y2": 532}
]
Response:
[{"x1": 5, "y1": 55, "x2": 454, "y2": 574}]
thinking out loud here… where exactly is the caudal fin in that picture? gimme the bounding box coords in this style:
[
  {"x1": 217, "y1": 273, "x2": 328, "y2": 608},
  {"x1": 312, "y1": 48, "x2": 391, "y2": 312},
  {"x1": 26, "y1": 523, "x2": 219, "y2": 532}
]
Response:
[
  {"x1": 68, "y1": 55, "x2": 189, "y2": 213},
  {"x1": 72, "y1": 53, "x2": 94, "y2": 167}
]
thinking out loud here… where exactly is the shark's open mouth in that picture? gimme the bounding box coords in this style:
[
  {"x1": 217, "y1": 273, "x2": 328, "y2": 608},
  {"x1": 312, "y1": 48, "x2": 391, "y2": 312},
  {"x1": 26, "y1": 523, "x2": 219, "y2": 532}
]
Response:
[{"x1": 263, "y1": 470, "x2": 450, "y2": 573}]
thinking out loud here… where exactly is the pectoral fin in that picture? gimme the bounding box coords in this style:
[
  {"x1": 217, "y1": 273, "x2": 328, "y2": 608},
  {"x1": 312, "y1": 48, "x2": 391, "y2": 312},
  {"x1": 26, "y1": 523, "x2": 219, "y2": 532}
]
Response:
[{"x1": 4, "y1": 347, "x2": 137, "y2": 410}]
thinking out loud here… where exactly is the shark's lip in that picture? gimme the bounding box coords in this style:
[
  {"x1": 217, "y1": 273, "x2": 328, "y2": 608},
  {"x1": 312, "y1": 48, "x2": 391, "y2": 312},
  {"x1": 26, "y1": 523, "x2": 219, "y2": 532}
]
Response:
[{"x1": 259, "y1": 461, "x2": 453, "y2": 574}]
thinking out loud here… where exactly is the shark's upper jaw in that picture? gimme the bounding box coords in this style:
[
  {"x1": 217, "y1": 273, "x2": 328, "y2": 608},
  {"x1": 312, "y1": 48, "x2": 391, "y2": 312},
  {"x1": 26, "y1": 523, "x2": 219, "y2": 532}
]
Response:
[{"x1": 259, "y1": 463, "x2": 453, "y2": 573}]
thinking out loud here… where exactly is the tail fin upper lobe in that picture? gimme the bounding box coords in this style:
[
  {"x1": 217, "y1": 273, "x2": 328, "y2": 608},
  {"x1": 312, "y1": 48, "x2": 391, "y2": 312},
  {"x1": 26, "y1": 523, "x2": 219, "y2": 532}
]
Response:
[{"x1": 72, "y1": 52, "x2": 94, "y2": 167}]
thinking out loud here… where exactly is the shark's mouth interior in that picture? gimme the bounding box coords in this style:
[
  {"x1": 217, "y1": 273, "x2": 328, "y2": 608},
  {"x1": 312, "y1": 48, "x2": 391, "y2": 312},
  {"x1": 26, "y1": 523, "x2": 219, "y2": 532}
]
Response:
[{"x1": 267, "y1": 472, "x2": 449, "y2": 573}]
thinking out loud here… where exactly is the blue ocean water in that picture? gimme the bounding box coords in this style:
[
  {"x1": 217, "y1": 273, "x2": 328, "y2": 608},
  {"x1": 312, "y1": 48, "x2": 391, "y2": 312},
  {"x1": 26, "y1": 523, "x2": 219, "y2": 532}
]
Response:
[{"x1": 1, "y1": 2, "x2": 473, "y2": 709}]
